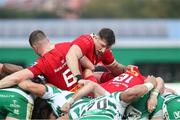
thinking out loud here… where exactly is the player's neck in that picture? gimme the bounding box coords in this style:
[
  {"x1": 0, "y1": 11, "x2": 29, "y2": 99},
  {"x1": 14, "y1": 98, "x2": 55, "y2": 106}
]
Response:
[{"x1": 41, "y1": 44, "x2": 55, "y2": 56}]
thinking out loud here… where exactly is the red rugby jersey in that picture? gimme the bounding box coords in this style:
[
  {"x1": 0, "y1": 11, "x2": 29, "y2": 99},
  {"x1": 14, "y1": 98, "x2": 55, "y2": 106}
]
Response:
[{"x1": 101, "y1": 66, "x2": 145, "y2": 93}]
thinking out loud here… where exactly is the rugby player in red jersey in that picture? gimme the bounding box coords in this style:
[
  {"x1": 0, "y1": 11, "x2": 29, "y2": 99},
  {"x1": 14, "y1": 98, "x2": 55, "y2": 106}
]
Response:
[
  {"x1": 0, "y1": 28, "x2": 128, "y2": 92},
  {"x1": 84, "y1": 65, "x2": 164, "y2": 114}
]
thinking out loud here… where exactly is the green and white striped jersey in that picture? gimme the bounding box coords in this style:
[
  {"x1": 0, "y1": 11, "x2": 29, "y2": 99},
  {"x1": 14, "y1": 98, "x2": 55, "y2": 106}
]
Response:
[
  {"x1": 163, "y1": 94, "x2": 180, "y2": 120},
  {"x1": 1, "y1": 87, "x2": 34, "y2": 104},
  {"x1": 41, "y1": 85, "x2": 90, "y2": 117},
  {"x1": 70, "y1": 92, "x2": 128, "y2": 120},
  {"x1": 125, "y1": 93, "x2": 164, "y2": 120},
  {"x1": 42, "y1": 85, "x2": 127, "y2": 120},
  {"x1": 0, "y1": 87, "x2": 34, "y2": 119}
]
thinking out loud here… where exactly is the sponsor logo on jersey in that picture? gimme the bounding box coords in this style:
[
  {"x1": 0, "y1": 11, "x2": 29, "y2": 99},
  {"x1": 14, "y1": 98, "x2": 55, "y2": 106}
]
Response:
[
  {"x1": 54, "y1": 62, "x2": 67, "y2": 72},
  {"x1": 0, "y1": 94, "x2": 15, "y2": 97},
  {"x1": 10, "y1": 100, "x2": 20, "y2": 108}
]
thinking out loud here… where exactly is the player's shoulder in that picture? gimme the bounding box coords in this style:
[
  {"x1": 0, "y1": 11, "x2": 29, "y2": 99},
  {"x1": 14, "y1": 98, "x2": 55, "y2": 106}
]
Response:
[{"x1": 76, "y1": 34, "x2": 93, "y2": 42}]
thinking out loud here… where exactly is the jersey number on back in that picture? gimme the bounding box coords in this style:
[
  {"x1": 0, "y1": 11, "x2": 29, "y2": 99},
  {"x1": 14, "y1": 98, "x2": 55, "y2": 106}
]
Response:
[
  {"x1": 113, "y1": 73, "x2": 133, "y2": 83},
  {"x1": 83, "y1": 98, "x2": 108, "y2": 113},
  {"x1": 62, "y1": 68, "x2": 77, "y2": 87}
]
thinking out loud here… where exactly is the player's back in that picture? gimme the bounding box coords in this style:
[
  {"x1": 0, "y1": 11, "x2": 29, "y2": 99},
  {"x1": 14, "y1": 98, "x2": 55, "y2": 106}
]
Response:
[
  {"x1": 0, "y1": 87, "x2": 34, "y2": 119},
  {"x1": 101, "y1": 67, "x2": 145, "y2": 93},
  {"x1": 163, "y1": 94, "x2": 180, "y2": 120},
  {"x1": 69, "y1": 92, "x2": 125, "y2": 120},
  {"x1": 125, "y1": 93, "x2": 164, "y2": 120},
  {"x1": 42, "y1": 85, "x2": 90, "y2": 118}
]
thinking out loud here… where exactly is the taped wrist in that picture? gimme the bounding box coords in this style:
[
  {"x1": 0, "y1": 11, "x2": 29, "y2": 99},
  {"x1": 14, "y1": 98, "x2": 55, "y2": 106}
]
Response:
[
  {"x1": 144, "y1": 83, "x2": 154, "y2": 92},
  {"x1": 151, "y1": 89, "x2": 159, "y2": 96}
]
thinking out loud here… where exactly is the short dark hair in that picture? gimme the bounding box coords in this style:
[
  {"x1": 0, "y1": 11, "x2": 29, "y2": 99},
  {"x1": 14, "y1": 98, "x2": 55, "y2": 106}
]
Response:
[
  {"x1": 98, "y1": 28, "x2": 115, "y2": 46},
  {"x1": 29, "y1": 30, "x2": 47, "y2": 47},
  {"x1": 32, "y1": 97, "x2": 55, "y2": 119}
]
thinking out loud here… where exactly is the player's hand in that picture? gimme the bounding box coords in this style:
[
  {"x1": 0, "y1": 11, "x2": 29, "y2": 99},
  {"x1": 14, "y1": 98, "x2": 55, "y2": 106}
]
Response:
[
  {"x1": 146, "y1": 75, "x2": 157, "y2": 88},
  {"x1": 61, "y1": 102, "x2": 71, "y2": 113},
  {"x1": 147, "y1": 94, "x2": 157, "y2": 113},
  {"x1": 164, "y1": 87, "x2": 177, "y2": 94}
]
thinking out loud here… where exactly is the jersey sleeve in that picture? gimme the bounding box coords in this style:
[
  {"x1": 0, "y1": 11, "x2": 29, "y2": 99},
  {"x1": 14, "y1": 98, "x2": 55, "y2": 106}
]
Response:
[
  {"x1": 41, "y1": 85, "x2": 55, "y2": 99},
  {"x1": 72, "y1": 35, "x2": 92, "y2": 56},
  {"x1": 27, "y1": 59, "x2": 45, "y2": 77},
  {"x1": 101, "y1": 49, "x2": 115, "y2": 65}
]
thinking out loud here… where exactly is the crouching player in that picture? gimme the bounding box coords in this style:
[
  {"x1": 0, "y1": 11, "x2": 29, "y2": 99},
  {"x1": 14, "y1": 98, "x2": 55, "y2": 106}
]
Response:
[
  {"x1": 18, "y1": 75, "x2": 157, "y2": 120},
  {"x1": 86, "y1": 66, "x2": 165, "y2": 119},
  {"x1": 162, "y1": 89, "x2": 180, "y2": 120},
  {"x1": 0, "y1": 63, "x2": 33, "y2": 119}
]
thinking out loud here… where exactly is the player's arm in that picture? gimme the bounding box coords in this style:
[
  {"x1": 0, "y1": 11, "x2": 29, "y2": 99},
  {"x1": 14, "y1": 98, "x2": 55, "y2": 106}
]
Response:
[
  {"x1": 66, "y1": 45, "x2": 83, "y2": 79},
  {"x1": 2, "y1": 63, "x2": 23, "y2": 74},
  {"x1": 73, "y1": 80, "x2": 108, "y2": 98},
  {"x1": 0, "y1": 63, "x2": 4, "y2": 79},
  {"x1": 120, "y1": 76, "x2": 157, "y2": 103},
  {"x1": 163, "y1": 87, "x2": 176, "y2": 94},
  {"x1": 18, "y1": 80, "x2": 46, "y2": 96},
  {"x1": 0, "y1": 63, "x2": 23, "y2": 79},
  {"x1": 0, "y1": 68, "x2": 34, "y2": 88},
  {"x1": 145, "y1": 76, "x2": 164, "y2": 94},
  {"x1": 106, "y1": 60, "x2": 127, "y2": 76},
  {"x1": 146, "y1": 77, "x2": 165, "y2": 112},
  {"x1": 61, "y1": 80, "x2": 108, "y2": 113},
  {"x1": 80, "y1": 56, "x2": 95, "y2": 71}
]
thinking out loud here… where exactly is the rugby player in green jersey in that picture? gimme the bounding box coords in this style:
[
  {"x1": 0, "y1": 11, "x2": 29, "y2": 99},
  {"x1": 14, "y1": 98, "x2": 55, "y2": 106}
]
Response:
[
  {"x1": 0, "y1": 63, "x2": 34, "y2": 120},
  {"x1": 18, "y1": 76, "x2": 156, "y2": 120}
]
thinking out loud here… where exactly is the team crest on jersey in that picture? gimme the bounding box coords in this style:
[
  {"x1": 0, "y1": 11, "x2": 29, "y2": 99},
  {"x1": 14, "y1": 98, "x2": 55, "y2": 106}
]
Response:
[
  {"x1": 126, "y1": 67, "x2": 139, "y2": 76},
  {"x1": 174, "y1": 111, "x2": 180, "y2": 119}
]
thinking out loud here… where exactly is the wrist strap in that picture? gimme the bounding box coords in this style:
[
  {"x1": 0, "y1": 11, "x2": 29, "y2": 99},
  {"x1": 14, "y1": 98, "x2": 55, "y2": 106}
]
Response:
[
  {"x1": 75, "y1": 74, "x2": 83, "y2": 81},
  {"x1": 151, "y1": 89, "x2": 159, "y2": 96},
  {"x1": 144, "y1": 83, "x2": 154, "y2": 92}
]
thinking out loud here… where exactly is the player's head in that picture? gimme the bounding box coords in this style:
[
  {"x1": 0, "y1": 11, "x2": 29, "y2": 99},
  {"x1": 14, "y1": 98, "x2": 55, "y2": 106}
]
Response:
[
  {"x1": 29, "y1": 30, "x2": 47, "y2": 47},
  {"x1": 98, "y1": 28, "x2": 115, "y2": 47},
  {"x1": 94, "y1": 28, "x2": 115, "y2": 56},
  {"x1": 29, "y1": 30, "x2": 49, "y2": 56},
  {"x1": 32, "y1": 97, "x2": 56, "y2": 119}
]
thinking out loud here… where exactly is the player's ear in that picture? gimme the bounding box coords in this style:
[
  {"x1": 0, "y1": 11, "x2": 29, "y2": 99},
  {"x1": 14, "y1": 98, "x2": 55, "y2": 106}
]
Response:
[{"x1": 32, "y1": 44, "x2": 38, "y2": 51}]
